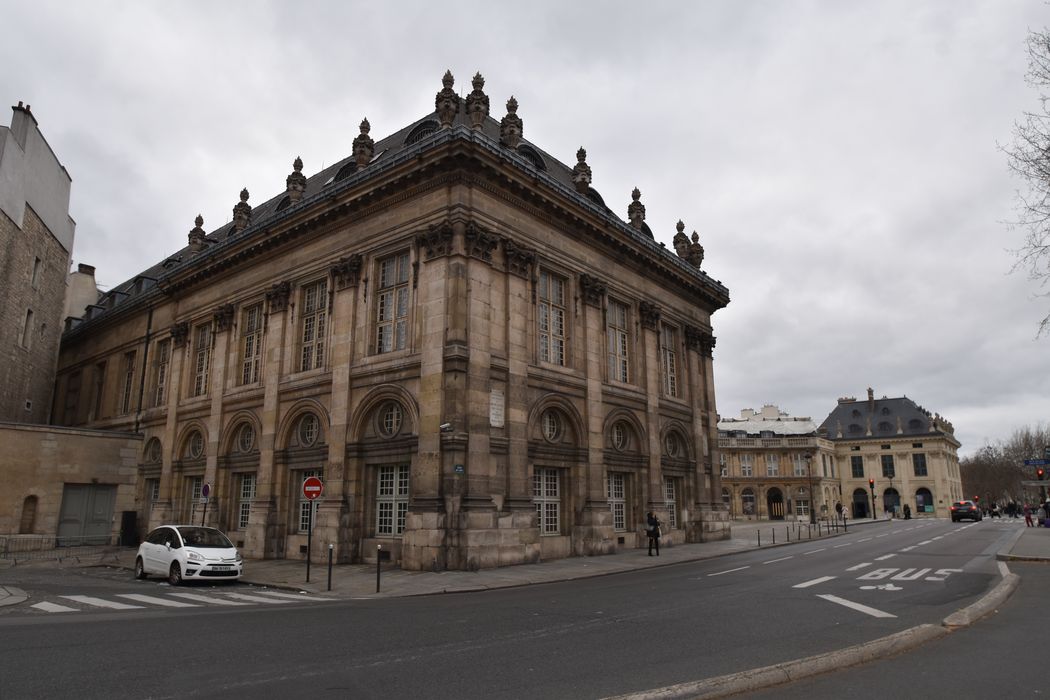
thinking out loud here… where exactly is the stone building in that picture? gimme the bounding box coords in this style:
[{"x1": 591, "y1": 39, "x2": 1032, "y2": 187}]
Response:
[
  {"x1": 0, "y1": 102, "x2": 75, "y2": 424},
  {"x1": 52, "y1": 72, "x2": 731, "y2": 570},
  {"x1": 717, "y1": 405, "x2": 836, "y2": 521},
  {"x1": 818, "y1": 388, "x2": 962, "y2": 519}
]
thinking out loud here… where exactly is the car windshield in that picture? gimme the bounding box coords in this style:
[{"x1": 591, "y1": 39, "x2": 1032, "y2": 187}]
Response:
[{"x1": 176, "y1": 527, "x2": 233, "y2": 548}]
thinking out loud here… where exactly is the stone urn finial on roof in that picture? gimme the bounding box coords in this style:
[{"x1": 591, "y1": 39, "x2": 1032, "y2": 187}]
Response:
[
  {"x1": 572, "y1": 147, "x2": 592, "y2": 193},
  {"x1": 188, "y1": 214, "x2": 206, "y2": 252},
  {"x1": 435, "y1": 69, "x2": 460, "y2": 128},
  {"x1": 686, "y1": 230, "x2": 705, "y2": 268},
  {"x1": 628, "y1": 187, "x2": 646, "y2": 230},
  {"x1": 353, "y1": 117, "x2": 375, "y2": 168},
  {"x1": 286, "y1": 156, "x2": 307, "y2": 203},
  {"x1": 673, "y1": 220, "x2": 689, "y2": 258},
  {"x1": 465, "y1": 72, "x2": 490, "y2": 129},
  {"x1": 232, "y1": 188, "x2": 252, "y2": 232},
  {"x1": 500, "y1": 96, "x2": 523, "y2": 149}
]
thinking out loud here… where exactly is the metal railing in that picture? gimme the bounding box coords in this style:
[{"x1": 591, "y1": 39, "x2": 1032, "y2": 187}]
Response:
[{"x1": 0, "y1": 534, "x2": 121, "y2": 564}]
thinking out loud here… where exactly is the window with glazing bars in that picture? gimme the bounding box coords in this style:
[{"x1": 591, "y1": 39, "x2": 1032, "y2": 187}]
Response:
[
  {"x1": 375, "y1": 253, "x2": 410, "y2": 353},
  {"x1": 851, "y1": 455, "x2": 864, "y2": 478},
  {"x1": 793, "y1": 454, "x2": 807, "y2": 477},
  {"x1": 766, "y1": 453, "x2": 779, "y2": 476},
  {"x1": 912, "y1": 453, "x2": 928, "y2": 477},
  {"x1": 664, "y1": 478, "x2": 678, "y2": 529},
  {"x1": 119, "y1": 351, "x2": 136, "y2": 415},
  {"x1": 241, "y1": 304, "x2": 263, "y2": 383},
  {"x1": 533, "y1": 468, "x2": 561, "y2": 534},
  {"x1": 299, "y1": 281, "x2": 327, "y2": 371},
  {"x1": 237, "y1": 473, "x2": 256, "y2": 530},
  {"x1": 537, "y1": 271, "x2": 566, "y2": 366},
  {"x1": 606, "y1": 473, "x2": 626, "y2": 531},
  {"x1": 607, "y1": 300, "x2": 629, "y2": 382},
  {"x1": 881, "y1": 454, "x2": 895, "y2": 478},
  {"x1": 661, "y1": 325, "x2": 678, "y2": 397},
  {"x1": 740, "y1": 454, "x2": 753, "y2": 477},
  {"x1": 191, "y1": 324, "x2": 211, "y2": 397},
  {"x1": 376, "y1": 464, "x2": 410, "y2": 535},
  {"x1": 153, "y1": 339, "x2": 170, "y2": 407}
]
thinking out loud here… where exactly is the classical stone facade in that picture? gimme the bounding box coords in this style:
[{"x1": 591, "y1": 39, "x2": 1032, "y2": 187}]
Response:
[
  {"x1": 0, "y1": 103, "x2": 75, "y2": 424},
  {"x1": 717, "y1": 405, "x2": 837, "y2": 521},
  {"x1": 53, "y1": 73, "x2": 731, "y2": 570}
]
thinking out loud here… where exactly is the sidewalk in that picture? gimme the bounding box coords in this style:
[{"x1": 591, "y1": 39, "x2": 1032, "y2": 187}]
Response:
[{"x1": 4, "y1": 516, "x2": 1044, "y2": 605}]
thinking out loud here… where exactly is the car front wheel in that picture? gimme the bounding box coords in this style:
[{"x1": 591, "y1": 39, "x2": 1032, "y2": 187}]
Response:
[
  {"x1": 169, "y1": 562, "x2": 182, "y2": 586},
  {"x1": 134, "y1": 558, "x2": 147, "y2": 580}
]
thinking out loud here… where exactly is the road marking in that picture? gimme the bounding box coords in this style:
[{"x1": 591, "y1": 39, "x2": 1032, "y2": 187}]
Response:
[
  {"x1": 803, "y1": 548, "x2": 826, "y2": 556},
  {"x1": 708, "y1": 566, "x2": 750, "y2": 577},
  {"x1": 247, "y1": 590, "x2": 336, "y2": 601},
  {"x1": 116, "y1": 594, "x2": 199, "y2": 608},
  {"x1": 899, "y1": 546, "x2": 916, "y2": 552},
  {"x1": 833, "y1": 543, "x2": 852, "y2": 548},
  {"x1": 31, "y1": 602, "x2": 78, "y2": 613},
  {"x1": 932, "y1": 536, "x2": 944, "y2": 541},
  {"x1": 218, "y1": 592, "x2": 296, "y2": 604},
  {"x1": 60, "y1": 595, "x2": 143, "y2": 610},
  {"x1": 918, "y1": 540, "x2": 933, "y2": 545},
  {"x1": 846, "y1": 562, "x2": 872, "y2": 571},
  {"x1": 858, "y1": 537, "x2": 872, "y2": 542},
  {"x1": 875, "y1": 554, "x2": 897, "y2": 561},
  {"x1": 762, "y1": 556, "x2": 794, "y2": 564},
  {"x1": 168, "y1": 592, "x2": 251, "y2": 606},
  {"x1": 794, "y1": 576, "x2": 836, "y2": 588},
  {"x1": 817, "y1": 594, "x2": 896, "y2": 618},
  {"x1": 875, "y1": 534, "x2": 889, "y2": 538}
]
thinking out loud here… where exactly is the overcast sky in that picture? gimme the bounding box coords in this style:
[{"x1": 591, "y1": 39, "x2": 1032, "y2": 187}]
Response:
[{"x1": 3, "y1": 1, "x2": 1047, "y2": 457}]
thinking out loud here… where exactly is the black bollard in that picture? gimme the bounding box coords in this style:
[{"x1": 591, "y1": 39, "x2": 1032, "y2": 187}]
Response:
[
  {"x1": 327, "y1": 543, "x2": 333, "y2": 592},
  {"x1": 376, "y1": 544, "x2": 382, "y2": 593}
]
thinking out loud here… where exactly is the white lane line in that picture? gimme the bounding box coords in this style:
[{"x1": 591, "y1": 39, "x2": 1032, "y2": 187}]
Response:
[
  {"x1": 858, "y1": 537, "x2": 873, "y2": 542},
  {"x1": 31, "y1": 602, "x2": 78, "y2": 613},
  {"x1": 218, "y1": 592, "x2": 296, "y2": 604},
  {"x1": 846, "y1": 562, "x2": 872, "y2": 571},
  {"x1": 875, "y1": 554, "x2": 897, "y2": 561},
  {"x1": 116, "y1": 594, "x2": 199, "y2": 608},
  {"x1": 833, "y1": 543, "x2": 852, "y2": 548},
  {"x1": 168, "y1": 592, "x2": 250, "y2": 606},
  {"x1": 817, "y1": 594, "x2": 896, "y2": 619},
  {"x1": 708, "y1": 566, "x2": 750, "y2": 577},
  {"x1": 803, "y1": 548, "x2": 826, "y2": 556},
  {"x1": 793, "y1": 576, "x2": 836, "y2": 588},
  {"x1": 60, "y1": 595, "x2": 143, "y2": 610},
  {"x1": 875, "y1": 534, "x2": 889, "y2": 538},
  {"x1": 247, "y1": 591, "x2": 335, "y2": 601},
  {"x1": 918, "y1": 540, "x2": 934, "y2": 545},
  {"x1": 763, "y1": 556, "x2": 794, "y2": 565},
  {"x1": 932, "y1": 536, "x2": 944, "y2": 541},
  {"x1": 900, "y1": 546, "x2": 916, "y2": 552}
]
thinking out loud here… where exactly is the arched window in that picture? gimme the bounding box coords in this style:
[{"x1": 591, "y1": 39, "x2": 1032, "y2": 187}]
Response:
[
  {"x1": 541, "y1": 410, "x2": 562, "y2": 442},
  {"x1": 915, "y1": 487, "x2": 933, "y2": 513},
  {"x1": 237, "y1": 423, "x2": 256, "y2": 453},
  {"x1": 611, "y1": 421, "x2": 629, "y2": 451},
  {"x1": 405, "y1": 120, "x2": 440, "y2": 145},
  {"x1": 185, "y1": 430, "x2": 204, "y2": 460},
  {"x1": 378, "y1": 401, "x2": 403, "y2": 438},
  {"x1": 298, "y1": 413, "x2": 319, "y2": 447},
  {"x1": 19, "y1": 496, "x2": 38, "y2": 534}
]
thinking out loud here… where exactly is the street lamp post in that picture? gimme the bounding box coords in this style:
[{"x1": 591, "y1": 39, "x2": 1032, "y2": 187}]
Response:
[
  {"x1": 805, "y1": 453, "x2": 816, "y2": 525},
  {"x1": 868, "y1": 478, "x2": 876, "y2": 520}
]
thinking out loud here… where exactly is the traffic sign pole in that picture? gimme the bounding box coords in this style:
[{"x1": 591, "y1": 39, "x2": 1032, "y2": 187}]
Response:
[
  {"x1": 301, "y1": 477, "x2": 324, "y2": 583},
  {"x1": 307, "y1": 501, "x2": 313, "y2": 583}
]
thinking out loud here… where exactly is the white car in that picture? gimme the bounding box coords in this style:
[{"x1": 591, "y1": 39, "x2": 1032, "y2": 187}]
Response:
[{"x1": 135, "y1": 525, "x2": 243, "y2": 585}]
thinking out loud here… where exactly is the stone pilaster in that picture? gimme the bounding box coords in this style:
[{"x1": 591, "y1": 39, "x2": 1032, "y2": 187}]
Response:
[{"x1": 203, "y1": 321, "x2": 231, "y2": 529}]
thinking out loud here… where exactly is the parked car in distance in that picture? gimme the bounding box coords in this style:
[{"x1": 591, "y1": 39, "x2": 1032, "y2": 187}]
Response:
[
  {"x1": 135, "y1": 525, "x2": 243, "y2": 585},
  {"x1": 950, "y1": 500, "x2": 983, "y2": 522}
]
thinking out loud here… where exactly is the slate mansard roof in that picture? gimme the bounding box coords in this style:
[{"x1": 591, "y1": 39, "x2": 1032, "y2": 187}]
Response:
[
  {"x1": 64, "y1": 72, "x2": 730, "y2": 338},
  {"x1": 817, "y1": 391, "x2": 958, "y2": 444}
]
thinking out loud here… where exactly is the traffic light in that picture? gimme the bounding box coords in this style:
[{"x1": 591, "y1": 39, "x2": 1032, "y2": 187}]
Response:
[
  {"x1": 973, "y1": 495, "x2": 980, "y2": 502},
  {"x1": 1038, "y1": 468, "x2": 1045, "y2": 481},
  {"x1": 868, "y1": 478, "x2": 874, "y2": 488}
]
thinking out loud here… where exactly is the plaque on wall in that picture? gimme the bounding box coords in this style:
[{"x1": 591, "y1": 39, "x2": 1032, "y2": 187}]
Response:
[{"x1": 490, "y1": 388, "x2": 505, "y2": 428}]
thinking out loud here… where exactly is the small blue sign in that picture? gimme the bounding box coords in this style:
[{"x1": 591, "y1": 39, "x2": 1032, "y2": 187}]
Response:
[
  {"x1": 454, "y1": 464, "x2": 465, "y2": 474},
  {"x1": 1024, "y1": 459, "x2": 1050, "y2": 466}
]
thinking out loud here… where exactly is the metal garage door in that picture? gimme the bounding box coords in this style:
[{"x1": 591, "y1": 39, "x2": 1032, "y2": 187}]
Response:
[{"x1": 57, "y1": 484, "x2": 116, "y2": 545}]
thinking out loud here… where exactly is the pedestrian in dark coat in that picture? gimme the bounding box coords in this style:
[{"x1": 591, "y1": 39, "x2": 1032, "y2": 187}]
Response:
[{"x1": 646, "y1": 511, "x2": 661, "y2": 556}]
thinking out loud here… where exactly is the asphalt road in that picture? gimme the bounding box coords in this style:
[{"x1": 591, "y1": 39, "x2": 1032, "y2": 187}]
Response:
[{"x1": 0, "y1": 519, "x2": 1020, "y2": 699}]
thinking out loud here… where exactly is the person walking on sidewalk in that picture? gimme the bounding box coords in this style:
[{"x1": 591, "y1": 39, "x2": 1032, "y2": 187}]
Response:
[
  {"x1": 646, "y1": 511, "x2": 662, "y2": 556},
  {"x1": 1024, "y1": 503, "x2": 1034, "y2": 527}
]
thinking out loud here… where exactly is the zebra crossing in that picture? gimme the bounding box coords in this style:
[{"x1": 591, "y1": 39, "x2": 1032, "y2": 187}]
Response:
[{"x1": 29, "y1": 588, "x2": 335, "y2": 614}]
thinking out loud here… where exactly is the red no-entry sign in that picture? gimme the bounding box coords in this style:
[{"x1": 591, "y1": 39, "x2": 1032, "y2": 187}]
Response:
[{"x1": 302, "y1": 476, "x2": 324, "y2": 501}]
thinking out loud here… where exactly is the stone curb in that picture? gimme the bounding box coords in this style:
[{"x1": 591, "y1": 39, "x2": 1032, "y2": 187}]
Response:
[{"x1": 0, "y1": 585, "x2": 29, "y2": 608}]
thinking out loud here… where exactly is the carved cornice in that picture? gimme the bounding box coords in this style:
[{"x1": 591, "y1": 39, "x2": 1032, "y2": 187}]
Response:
[
  {"x1": 465, "y1": 221, "x2": 498, "y2": 263},
  {"x1": 266, "y1": 281, "x2": 292, "y2": 313},
  {"x1": 685, "y1": 325, "x2": 703, "y2": 351},
  {"x1": 639, "y1": 301, "x2": 661, "y2": 330},
  {"x1": 417, "y1": 221, "x2": 454, "y2": 260},
  {"x1": 579, "y1": 274, "x2": 606, "y2": 307},
  {"x1": 330, "y1": 254, "x2": 363, "y2": 290},
  {"x1": 170, "y1": 321, "x2": 189, "y2": 348},
  {"x1": 502, "y1": 237, "x2": 535, "y2": 279},
  {"x1": 213, "y1": 303, "x2": 235, "y2": 333},
  {"x1": 700, "y1": 333, "x2": 716, "y2": 358}
]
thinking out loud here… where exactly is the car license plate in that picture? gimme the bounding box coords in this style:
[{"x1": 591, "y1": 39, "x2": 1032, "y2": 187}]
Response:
[{"x1": 213, "y1": 565, "x2": 231, "y2": 571}]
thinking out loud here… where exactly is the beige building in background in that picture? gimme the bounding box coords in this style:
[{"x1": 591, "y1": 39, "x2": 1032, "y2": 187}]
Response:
[{"x1": 51, "y1": 72, "x2": 732, "y2": 571}]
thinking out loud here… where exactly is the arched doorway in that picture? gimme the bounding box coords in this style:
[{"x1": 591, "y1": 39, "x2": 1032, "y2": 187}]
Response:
[
  {"x1": 852, "y1": 488, "x2": 870, "y2": 519},
  {"x1": 19, "y1": 495, "x2": 38, "y2": 534},
  {"x1": 883, "y1": 488, "x2": 900, "y2": 516},
  {"x1": 915, "y1": 488, "x2": 933, "y2": 515},
  {"x1": 741, "y1": 489, "x2": 756, "y2": 519},
  {"x1": 767, "y1": 488, "x2": 785, "y2": 520}
]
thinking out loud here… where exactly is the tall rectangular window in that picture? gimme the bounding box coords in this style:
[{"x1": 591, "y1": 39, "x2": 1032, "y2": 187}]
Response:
[
  {"x1": 119, "y1": 351, "x2": 136, "y2": 415},
  {"x1": 153, "y1": 339, "x2": 170, "y2": 407},
  {"x1": 537, "y1": 270, "x2": 566, "y2": 366},
  {"x1": 851, "y1": 455, "x2": 864, "y2": 478},
  {"x1": 376, "y1": 464, "x2": 410, "y2": 536},
  {"x1": 375, "y1": 252, "x2": 410, "y2": 354},
  {"x1": 19, "y1": 309, "x2": 33, "y2": 349},
  {"x1": 881, "y1": 454, "x2": 895, "y2": 479},
  {"x1": 191, "y1": 323, "x2": 212, "y2": 397},
  {"x1": 661, "y1": 324, "x2": 678, "y2": 397},
  {"x1": 146, "y1": 478, "x2": 160, "y2": 516},
  {"x1": 237, "y1": 473, "x2": 256, "y2": 530},
  {"x1": 740, "y1": 454, "x2": 753, "y2": 477},
  {"x1": 664, "y1": 478, "x2": 678, "y2": 529},
  {"x1": 299, "y1": 282, "x2": 327, "y2": 371},
  {"x1": 792, "y1": 454, "x2": 807, "y2": 477},
  {"x1": 606, "y1": 300, "x2": 629, "y2": 382},
  {"x1": 533, "y1": 468, "x2": 561, "y2": 534},
  {"x1": 297, "y1": 469, "x2": 322, "y2": 533},
  {"x1": 241, "y1": 304, "x2": 263, "y2": 383},
  {"x1": 720, "y1": 454, "x2": 728, "y2": 477},
  {"x1": 63, "y1": 371, "x2": 81, "y2": 425},
  {"x1": 912, "y1": 453, "x2": 928, "y2": 477},
  {"x1": 92, "y1": 361, "x2": 106, "y2": 420},
  {"x1": 606, "y1": 472, "x2": 626, "y2": 531},
  {"x1": 31, "y1": 257, "x2": 41, "y2": 289},
  {"x1": 765, "y1": 453, "x2": 779, "y2": 477},
  {"x1": 186, "y1": 475, "x2": 203, "y2": 522}
]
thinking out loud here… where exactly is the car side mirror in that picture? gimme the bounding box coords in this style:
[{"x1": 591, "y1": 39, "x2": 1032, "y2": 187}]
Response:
[{"x1": 165, "y1": 542, "x2": 171, "y2": 550}]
